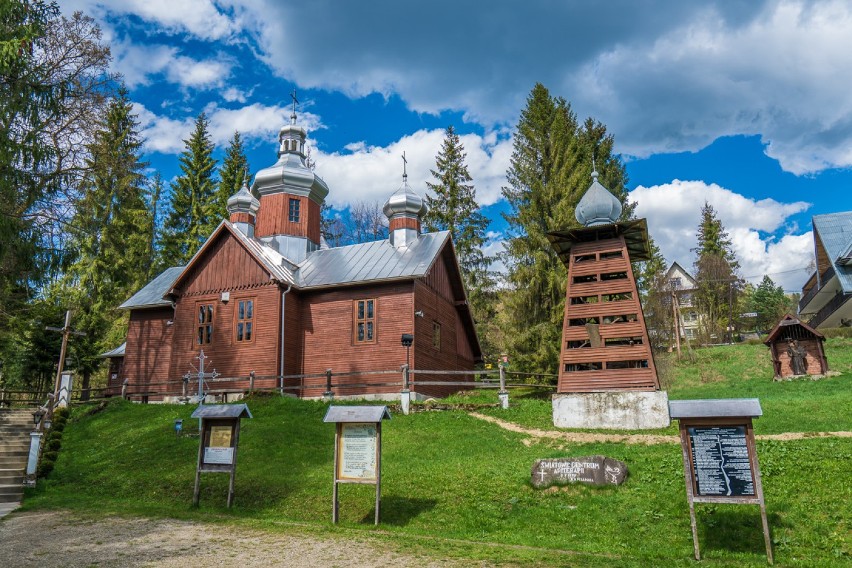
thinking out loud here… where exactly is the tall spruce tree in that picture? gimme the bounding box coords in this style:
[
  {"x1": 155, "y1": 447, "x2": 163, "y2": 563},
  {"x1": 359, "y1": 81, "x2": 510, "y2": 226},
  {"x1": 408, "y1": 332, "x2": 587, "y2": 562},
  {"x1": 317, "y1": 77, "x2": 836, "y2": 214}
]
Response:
[
  {"x1": 424, "y1": 126, "x2": 495, "y2": 358},
  {"x1": 159, "y1": 113, "x2": 217, "y2": 267},
  {"x1": 65, "y1": 86, "x2": 152, "y2": 395},
  {"x1": 214, "y1": 131, "x2": 250, "y2": 221},
  {"x1": 692, "y1": 202, "x2": 741, "y2": 341},
  {"x1": 501, "y1": 83, "x2": 629, "y2": 373}
]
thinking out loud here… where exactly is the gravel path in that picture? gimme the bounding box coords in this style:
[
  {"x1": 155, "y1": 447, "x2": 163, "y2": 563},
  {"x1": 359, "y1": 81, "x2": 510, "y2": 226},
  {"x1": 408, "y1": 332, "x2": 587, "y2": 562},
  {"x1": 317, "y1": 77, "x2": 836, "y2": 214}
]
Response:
[
  {"x1": 467, "y1": 412, "x2": 852, "y2": 444},
  {"x1": 0, "y1": 511, "x2": 478, "y2": 568}
]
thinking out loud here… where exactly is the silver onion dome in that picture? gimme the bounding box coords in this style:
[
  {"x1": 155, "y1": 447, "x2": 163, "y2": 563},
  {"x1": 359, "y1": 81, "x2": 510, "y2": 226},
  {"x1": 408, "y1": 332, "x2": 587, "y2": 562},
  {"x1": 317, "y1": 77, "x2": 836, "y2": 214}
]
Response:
[
  {"x1": 575, "y1": 169, "x2": 622, "y2": 227},
  {"x1": 226, "y1": 181, "x2": 260, "y2": 215},
  {"x1": 383, "y1": 182, "x2": 428, "y2": 220}
]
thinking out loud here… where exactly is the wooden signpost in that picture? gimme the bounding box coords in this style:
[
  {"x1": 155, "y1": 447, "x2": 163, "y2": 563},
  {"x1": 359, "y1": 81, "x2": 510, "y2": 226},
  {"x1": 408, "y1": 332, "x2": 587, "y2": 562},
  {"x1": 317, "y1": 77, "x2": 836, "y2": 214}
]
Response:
[
  {"x1": 191, "y1": 403, "x2": 252, "y2": 508},
  {"x1": 323, "y1": 405, "x2": 391, "y2": 525},
  {"x1": 669, "y1": 399, "x2": 773, "y2": 564}
]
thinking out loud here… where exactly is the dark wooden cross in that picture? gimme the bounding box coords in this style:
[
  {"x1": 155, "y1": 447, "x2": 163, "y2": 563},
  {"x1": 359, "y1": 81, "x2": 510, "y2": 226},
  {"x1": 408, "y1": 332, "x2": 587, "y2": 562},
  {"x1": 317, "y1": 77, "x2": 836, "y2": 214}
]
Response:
[
  {"x1": 45, "y1": 310, "x2": 86, "y2": 402},
  {"x1": 290, "y1": 88, "x2": 299, "y2": 119}
]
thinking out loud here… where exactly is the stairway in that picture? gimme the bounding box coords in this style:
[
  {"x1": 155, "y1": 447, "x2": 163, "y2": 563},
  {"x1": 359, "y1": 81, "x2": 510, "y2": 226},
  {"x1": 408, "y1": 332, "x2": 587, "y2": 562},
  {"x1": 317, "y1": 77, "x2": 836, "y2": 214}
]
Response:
[{"x1": 0, "y1": 409, "x2": 33, "y2": 516}]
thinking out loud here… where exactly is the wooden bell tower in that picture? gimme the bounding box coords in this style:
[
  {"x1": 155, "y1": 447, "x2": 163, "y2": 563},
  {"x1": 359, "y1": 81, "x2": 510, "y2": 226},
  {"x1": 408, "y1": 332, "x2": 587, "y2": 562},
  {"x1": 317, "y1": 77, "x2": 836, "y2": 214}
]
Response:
[{"x1": 548, "y1": 221, "x2": 659, "y2": 393}]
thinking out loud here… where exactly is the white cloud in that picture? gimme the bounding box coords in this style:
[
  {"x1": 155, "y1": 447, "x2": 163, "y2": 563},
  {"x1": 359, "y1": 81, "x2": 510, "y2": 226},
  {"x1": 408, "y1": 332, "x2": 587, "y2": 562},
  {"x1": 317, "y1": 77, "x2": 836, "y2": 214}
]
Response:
[
  {"x1": 223, "y1": 0, "x2": 852, "y2": 174},
  {"x1": 630, "y1": 180, "x2": 813, "y2": 291},
  {"x1": 311, "y1": 129, "x2": 511, "y2": 209},
  {"x1": 112, "y1": 39, "x2": 234, "y2": 90},
  {"x1": 63, "y1": 0, "x2": 236, "y2": 41}
]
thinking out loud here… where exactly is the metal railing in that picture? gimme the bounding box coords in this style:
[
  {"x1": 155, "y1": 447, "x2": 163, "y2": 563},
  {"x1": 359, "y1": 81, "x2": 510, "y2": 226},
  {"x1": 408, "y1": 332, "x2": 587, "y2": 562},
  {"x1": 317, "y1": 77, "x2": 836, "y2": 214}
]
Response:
[{"x1": 807, "y1": 291, "x2": 852, "y2": 328}]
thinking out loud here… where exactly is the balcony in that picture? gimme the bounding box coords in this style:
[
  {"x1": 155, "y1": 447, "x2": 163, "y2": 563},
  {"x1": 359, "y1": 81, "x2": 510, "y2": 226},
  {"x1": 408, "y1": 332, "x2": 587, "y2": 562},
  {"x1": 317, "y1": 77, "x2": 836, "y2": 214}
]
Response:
[
  {"x1": 799, "y1": 266, "x2": 836, "y2": 314},
  {"x1": 807, "y1": 292, "x2": 852, "y2": 328}
]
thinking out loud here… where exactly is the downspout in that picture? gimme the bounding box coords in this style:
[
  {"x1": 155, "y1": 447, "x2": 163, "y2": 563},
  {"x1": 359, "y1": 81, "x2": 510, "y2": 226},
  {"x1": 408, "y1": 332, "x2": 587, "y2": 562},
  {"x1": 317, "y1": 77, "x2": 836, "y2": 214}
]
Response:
[{"x1": 279, "y1": 284, "x2": 292, "y2": 395}]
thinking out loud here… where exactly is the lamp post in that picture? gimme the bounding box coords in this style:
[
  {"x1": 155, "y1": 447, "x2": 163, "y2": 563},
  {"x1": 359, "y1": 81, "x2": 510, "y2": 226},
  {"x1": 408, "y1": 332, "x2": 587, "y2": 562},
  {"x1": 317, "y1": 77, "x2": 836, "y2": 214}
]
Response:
[{"x1": 400, "y1": 334, "x2": 414, "y2": 415}]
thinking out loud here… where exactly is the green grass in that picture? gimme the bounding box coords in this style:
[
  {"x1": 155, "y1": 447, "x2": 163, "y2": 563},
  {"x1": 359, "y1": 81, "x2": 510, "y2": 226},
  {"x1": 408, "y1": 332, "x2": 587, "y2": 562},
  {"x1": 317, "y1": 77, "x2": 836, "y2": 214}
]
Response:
[
  {"x1": 19, "y1": 382, "x2": 851, "y2": 566},
  {"x1": 468, "y1": 339, "x2": 852, "y2": 435}
]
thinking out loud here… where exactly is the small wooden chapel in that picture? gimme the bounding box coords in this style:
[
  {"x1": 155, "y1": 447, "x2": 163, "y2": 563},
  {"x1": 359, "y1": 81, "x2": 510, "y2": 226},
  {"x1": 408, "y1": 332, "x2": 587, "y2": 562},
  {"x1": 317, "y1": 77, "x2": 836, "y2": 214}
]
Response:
[
  {"x1": 109, "y1": 107, "x2": 481, "y2": 400},
  {"x1": 764, "y1": 315, "x2": 828, "y2": 378}
]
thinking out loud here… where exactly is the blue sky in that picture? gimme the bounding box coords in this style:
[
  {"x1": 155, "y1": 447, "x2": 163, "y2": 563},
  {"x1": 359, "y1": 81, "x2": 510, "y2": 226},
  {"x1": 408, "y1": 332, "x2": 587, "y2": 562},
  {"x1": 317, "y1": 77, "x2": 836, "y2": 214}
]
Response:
[{"x1": 61, "y1": 0, "x2": 852, "y2": 292}]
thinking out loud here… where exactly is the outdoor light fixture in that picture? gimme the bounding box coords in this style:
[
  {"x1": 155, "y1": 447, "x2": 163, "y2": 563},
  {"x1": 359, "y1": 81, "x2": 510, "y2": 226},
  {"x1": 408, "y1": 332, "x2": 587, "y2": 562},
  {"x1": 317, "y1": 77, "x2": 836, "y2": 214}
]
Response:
[
  {"x1": 174, "y1": 419, "x2": 183, "y2": 436},
  {"x1": 401, "y1": 334, "x2": 413, "y2": 347},
  {"x1": 32, "y1": 408, "x2": 44, "y2": 428},
  {"x1": 44, "y1": 416, "x2": 52, "y2": 430}
]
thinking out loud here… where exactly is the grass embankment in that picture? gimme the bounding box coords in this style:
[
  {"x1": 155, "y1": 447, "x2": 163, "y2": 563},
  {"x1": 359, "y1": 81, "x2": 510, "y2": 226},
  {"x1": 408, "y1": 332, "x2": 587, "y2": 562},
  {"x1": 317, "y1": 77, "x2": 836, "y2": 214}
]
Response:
[{"x1": 19, "y1": 340, "x2": 852, "y2": 566}]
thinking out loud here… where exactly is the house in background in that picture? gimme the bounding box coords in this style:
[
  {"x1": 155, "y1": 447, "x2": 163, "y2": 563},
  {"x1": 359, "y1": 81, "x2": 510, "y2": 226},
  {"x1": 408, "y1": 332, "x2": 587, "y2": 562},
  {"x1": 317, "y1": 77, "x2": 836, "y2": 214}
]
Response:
[
  {"x1": 110, "y1": 110, "x2": 481, "y2": 400},
  {"x1": 798, "y1": 212, "x2": 852, "y2": 329},
  {"x1": 665, "y1": 262, "x2": 702, "y2": 341}
]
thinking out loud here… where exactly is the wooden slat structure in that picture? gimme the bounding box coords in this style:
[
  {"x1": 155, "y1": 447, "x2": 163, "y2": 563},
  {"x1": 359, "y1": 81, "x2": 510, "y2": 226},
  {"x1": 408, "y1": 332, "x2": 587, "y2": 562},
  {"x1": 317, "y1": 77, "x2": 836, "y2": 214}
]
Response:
[{"x1": 549, "y1": 221, "x2": 660, "y2": 393}]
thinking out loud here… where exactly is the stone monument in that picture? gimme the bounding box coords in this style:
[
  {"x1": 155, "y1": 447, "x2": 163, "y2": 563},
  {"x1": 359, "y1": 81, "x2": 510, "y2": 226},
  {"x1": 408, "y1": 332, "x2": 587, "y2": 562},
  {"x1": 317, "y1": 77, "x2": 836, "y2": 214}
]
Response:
[{"x1": 547, "y1": 169, "x2": 669, "y2": 429}]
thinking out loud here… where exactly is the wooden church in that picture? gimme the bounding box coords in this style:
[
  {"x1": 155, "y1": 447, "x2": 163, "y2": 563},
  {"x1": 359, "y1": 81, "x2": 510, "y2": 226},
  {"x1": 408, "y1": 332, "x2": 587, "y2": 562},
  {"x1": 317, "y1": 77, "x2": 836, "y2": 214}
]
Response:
[{"x1": 109, "y1": 109, "x2": 481, "y2": 400}]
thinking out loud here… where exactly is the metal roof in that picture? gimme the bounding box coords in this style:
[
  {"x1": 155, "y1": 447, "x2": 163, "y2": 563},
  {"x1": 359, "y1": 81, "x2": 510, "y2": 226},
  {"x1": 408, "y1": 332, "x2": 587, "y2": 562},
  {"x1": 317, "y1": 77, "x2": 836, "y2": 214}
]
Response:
[
  {"x1": 323, "y1": 405, "x2": 391, "y2": 423},
  {"x1": 226, "y1": 221, "x2": 297, "y2": 284},
  {"x1": 119, "y1": 266, "x2": 184, "y2": 310},
  {"x1": 669, "y1": 398, "x2": 762, "y2": 419},
  {"x1": 99, "y1": 342, "x2": 126, "y2": 358},
  {"x1": 813, "y1": 212, "x2": 852, "y2": 293},
  {"x1": 298, "y1": 231, "x2": 449, "y2": 289},
  {"x1": 191, "y1": 403, "x2": 253, "y2": 419}
]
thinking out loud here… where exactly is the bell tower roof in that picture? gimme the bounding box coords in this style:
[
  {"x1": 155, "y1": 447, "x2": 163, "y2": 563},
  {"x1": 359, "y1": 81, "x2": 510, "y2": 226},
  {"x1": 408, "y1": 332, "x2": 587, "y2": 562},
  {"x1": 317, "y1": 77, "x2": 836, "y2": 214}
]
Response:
[{"x1": 575, "y1": 167, "x2": 622, "y2": 227}]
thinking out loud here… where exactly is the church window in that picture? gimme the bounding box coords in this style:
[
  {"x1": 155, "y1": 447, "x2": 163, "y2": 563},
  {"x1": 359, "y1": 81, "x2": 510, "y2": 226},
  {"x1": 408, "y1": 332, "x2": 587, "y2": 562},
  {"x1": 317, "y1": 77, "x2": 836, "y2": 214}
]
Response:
[
  {"x1": 289, "y1": 198, "x2": 300, "y2": 222},
  {"x1": 196, "y1": 303, "x2": 214, "y2": 345},
  {"x1": 235, "y1": 299, "x2": 254, "y2": 343},
  {"x1": 353, "y1": 299, "x2": 376, "y2": 343},
  {"x1": 432, "y1": 321, "x2": 441, "y2": 350}
]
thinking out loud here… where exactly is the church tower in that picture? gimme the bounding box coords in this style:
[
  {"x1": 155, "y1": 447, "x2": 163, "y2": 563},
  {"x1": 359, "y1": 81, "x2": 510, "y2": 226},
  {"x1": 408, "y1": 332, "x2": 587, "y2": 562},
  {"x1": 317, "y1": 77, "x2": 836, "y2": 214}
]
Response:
[
  {"x1": 252, "y1": 93, "x2": 329, "y2": 262},
  {"x1": 383, "y1": 154, "x2": 427, "y2": 248}
]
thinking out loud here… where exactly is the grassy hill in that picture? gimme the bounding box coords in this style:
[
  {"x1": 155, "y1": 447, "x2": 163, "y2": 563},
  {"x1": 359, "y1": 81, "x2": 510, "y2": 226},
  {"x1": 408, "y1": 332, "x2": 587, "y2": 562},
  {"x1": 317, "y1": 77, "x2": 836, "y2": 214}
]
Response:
[{"x1": 20, "y1": 340, "x2": 852, "y2": 566}]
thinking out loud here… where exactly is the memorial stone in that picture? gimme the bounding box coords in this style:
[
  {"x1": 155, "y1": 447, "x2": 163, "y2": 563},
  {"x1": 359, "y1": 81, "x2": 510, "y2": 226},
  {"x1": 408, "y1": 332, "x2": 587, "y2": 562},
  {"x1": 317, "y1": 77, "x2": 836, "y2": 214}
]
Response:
[{"x1": 531, "y1": 455, "x2": 627, "y2": 488}]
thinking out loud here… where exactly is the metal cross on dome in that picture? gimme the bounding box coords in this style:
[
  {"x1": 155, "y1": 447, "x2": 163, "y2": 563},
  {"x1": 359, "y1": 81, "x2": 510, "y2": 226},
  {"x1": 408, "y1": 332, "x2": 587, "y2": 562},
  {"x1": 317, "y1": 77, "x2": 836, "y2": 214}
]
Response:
[
  {"x1": 290, "y1": 88, "x2": 299, "y2": 124},
  {"x1": 401, "y1": 151, "x2": 408, "y2": 182}
]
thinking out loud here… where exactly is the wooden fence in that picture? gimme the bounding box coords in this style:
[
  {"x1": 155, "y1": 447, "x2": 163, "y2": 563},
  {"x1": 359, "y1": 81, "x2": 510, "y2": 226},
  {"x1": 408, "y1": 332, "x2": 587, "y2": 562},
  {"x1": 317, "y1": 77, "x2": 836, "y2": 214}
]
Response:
[{"x1": 0, "y1": 367, "x2": 557, "y2": 408}]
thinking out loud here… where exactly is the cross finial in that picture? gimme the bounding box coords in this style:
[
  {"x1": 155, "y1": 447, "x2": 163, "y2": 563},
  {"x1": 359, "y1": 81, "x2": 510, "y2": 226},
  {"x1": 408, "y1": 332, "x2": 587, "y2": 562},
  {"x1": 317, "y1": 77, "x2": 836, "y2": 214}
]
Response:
[
  {"x1": 242, "y1": 167, "x2": 249, "y2": 188},
  {"x1": 290, "y1": 88, "x2": 299, "y2": 124},
  {"x1": 401, "y1": 151, "x2": 408, "y2": 182},
  {"x1": 591, "y1": 153, "x2": 599, "y2": 181}
]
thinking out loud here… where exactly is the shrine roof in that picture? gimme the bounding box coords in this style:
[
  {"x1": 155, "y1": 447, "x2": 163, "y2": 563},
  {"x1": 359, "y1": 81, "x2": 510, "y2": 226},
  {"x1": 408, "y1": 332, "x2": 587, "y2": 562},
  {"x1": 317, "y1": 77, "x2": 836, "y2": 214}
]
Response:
[
  {"x1": 297, "y1": 230, "x2": 449, "y2": 289},
  {"x1": 119, "y1": 266, "x2": 184, "y2": 310}
]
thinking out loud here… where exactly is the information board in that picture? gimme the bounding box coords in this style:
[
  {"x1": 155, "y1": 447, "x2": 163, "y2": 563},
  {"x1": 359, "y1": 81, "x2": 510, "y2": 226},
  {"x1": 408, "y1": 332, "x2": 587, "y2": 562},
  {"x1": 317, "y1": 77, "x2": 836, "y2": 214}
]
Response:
[
  {"x1": 688, "y1": 426, "x2": 754, "y2": 497},
  {"x1": 338, "y1": 423, "x2": 378, "y2": 481}
]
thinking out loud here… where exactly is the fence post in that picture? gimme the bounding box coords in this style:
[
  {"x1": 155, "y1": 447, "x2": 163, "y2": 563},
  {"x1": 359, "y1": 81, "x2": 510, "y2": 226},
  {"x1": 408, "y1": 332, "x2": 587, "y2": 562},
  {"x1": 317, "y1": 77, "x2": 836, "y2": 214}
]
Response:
[
  {"x1": 498, "y1": 364, "x2": 509, "y2": 409},
  {"x1": 323, "y1": 368, "x2": 334, "y2": 401},
  {"x1": 400, "y1": 364, "x2": 411, "y2": 415},
  {"x1": 249, "y1": 371, "x2": 255, "y2": 393},
  {"x1": 121, "y1": 378, "x2": 129, "y2": 400}
]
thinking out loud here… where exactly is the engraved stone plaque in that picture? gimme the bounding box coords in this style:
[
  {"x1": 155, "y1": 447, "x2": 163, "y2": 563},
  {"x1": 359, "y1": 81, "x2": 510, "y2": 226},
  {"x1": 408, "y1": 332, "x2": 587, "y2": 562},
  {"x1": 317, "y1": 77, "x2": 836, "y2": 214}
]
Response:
[{"x1": 531, "y1": 455, "x2": 627, "y2": 488}]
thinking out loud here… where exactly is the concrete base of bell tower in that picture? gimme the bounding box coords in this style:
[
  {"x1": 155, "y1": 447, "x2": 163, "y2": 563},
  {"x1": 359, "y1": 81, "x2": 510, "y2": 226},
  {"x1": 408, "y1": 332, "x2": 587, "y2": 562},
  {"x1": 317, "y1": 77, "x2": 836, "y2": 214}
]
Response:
[{"x1": 552, "y1": 390, "x2": 670, "y2": 430}]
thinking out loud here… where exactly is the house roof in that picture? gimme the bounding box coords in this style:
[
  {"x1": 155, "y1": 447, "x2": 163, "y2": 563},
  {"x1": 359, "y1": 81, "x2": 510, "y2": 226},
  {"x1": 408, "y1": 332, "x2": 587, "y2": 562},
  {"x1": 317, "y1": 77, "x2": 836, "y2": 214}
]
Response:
[
  {"x1": 99, "y1": 342, "x2": 126, "y2": 358},
  {"x1": 119, "y1": 266, "x2": 184, "y2": 309},
  {"x1": 763, "y1": 314, "x2": 825, "y2": 345},
  {"x1": 813, "y1": 212, "x2": 852, "y2": 293},
  {"x1": 665, "y1": 261, "x2": 697, "y2": 289},
  {"x1": 298, "y1": 231, "x2": 449, "y2": 289}
]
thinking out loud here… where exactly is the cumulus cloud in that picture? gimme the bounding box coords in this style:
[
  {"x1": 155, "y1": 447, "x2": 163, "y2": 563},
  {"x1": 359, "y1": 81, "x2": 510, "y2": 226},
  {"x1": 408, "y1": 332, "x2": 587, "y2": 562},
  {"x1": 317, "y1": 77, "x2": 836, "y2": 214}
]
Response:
[
  {"x1": 222, "y1": 0, "x2": 852, "y2": 174},
  {"x1": 63, "y1": 0, "x2": 236, "y2": 41},
  {"x1": 311, "y1": 129, "x2": 511, "y2": 209},
  {"x1": 630, "y1": 180, "x2": 813, "y2": 291},
  {"x1": 112, "y1": 39, "x2": 234, "y2": 90}
]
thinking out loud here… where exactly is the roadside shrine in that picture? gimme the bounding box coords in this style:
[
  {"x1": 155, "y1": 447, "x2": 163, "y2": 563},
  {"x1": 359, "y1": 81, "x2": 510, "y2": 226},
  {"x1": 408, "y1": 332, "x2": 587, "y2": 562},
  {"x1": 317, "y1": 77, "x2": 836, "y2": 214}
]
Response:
[
  {"x1": 323, "y1": 405, "x2": 391, "y2": 525},
  {"x1": 669, "y1": 399, "x2": 773, "y2": 564},
  {"x1": 191, "y1": 403, "x2": 252, "y2": 508}
]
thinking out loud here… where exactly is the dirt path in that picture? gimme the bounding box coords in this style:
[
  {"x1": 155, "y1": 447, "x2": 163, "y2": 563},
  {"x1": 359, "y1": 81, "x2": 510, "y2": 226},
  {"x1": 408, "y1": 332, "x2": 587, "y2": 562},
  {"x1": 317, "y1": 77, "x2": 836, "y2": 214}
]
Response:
[
  {"x1": 0, "y1": 511, "x2": 478, "y2": 568},
  {"x1": 467, "y1": 412, "x2": 852, "y2": 444}
]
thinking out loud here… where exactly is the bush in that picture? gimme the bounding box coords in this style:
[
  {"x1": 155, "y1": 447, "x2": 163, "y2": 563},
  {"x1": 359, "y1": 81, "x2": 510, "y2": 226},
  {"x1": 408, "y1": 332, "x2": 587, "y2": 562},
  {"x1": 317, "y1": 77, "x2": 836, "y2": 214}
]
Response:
[{"x1": 45, "y1": 437, "x2": 61, "y2": 452}]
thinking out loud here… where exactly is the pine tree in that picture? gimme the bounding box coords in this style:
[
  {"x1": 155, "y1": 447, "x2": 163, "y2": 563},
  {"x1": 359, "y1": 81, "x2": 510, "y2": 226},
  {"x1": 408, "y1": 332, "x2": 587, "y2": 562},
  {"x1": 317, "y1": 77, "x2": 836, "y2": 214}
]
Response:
[
  {"x1": 747, "y1": 275, "x2": 789, "y2": 333},
  {"x1": 501, "y1": 83, "x2": 629, "y2": 373},
  {"x1": 214, "y1": 131, "x2": 250, "y2": 222},
  {"x1": 692, "y1": 202, "x2": 741, "y2": 341},
  {"x1": 424, "y1": 126, "x2": 495, "y2": 358},
  {"x1": 65, "y1": 86, "x2": 152, "y2": 395},
  {"x1": 159, "y1": 113, "x2": 217, "y2": 266}
]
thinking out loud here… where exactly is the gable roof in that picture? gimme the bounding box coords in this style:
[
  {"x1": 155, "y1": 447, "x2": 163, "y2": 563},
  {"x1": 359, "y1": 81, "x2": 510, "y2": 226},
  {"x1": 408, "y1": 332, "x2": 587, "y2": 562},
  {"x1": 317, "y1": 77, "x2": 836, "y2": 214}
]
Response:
[
  {"x1": 119, "y1": 266, "x2": 184, "y2": 310},
  {"x1": 764, "y1": 314, "x2": 825, "y2": 345},
  {"x1": 665, "y1": 261, "x2": 697, "y2": 289},
  {"x1": 813, "y1": 212, "x2": 852, "y2": 293},
  {"x1": 298, "y1": 231, "x2": 450, "y2": 289}
]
